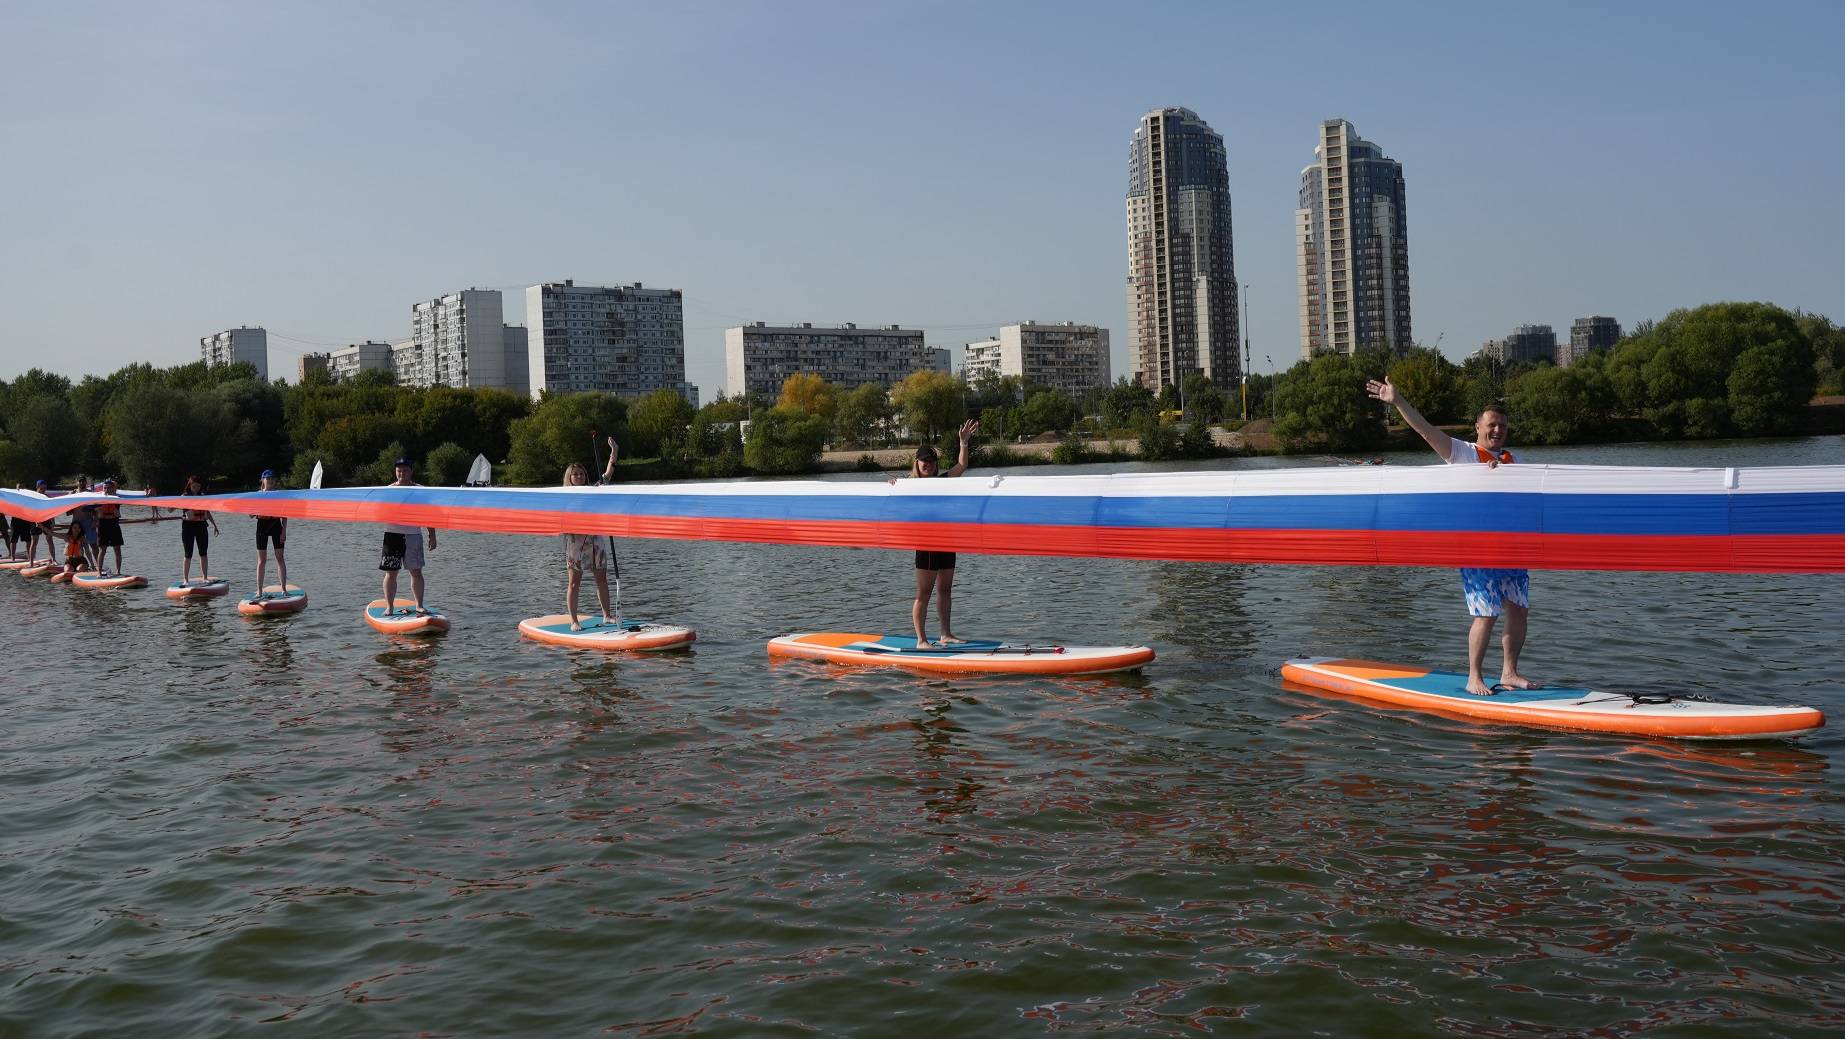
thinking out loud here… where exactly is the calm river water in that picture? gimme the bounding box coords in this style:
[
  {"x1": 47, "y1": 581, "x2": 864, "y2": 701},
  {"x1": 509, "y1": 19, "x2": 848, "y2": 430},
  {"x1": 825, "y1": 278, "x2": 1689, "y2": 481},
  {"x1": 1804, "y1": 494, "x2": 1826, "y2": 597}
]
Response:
[{"x1": 3, "y1": 438, "x2": 1842, "y2": 1037}]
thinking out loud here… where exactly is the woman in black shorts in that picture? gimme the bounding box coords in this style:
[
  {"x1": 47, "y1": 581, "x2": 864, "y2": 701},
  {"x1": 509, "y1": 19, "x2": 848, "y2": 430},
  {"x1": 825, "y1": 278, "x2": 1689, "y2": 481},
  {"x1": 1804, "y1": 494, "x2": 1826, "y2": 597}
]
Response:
[
  {"x1": 250, "y1": 469, "x2": 289, "y2": 602},
  {"x1": 178, "y1": 475, "x2": 221, "y2": 584},
  {"x1": 903, "y1": 419, "x2": 978, "y2": 646}
]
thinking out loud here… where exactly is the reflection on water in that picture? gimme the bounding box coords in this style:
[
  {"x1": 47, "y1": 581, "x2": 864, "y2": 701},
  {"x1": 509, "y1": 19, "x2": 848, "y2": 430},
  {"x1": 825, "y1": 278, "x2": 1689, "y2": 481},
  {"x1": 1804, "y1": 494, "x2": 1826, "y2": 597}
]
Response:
[{"x1": 0, "y1": 439, "x2": 1841, "y2": 1035}]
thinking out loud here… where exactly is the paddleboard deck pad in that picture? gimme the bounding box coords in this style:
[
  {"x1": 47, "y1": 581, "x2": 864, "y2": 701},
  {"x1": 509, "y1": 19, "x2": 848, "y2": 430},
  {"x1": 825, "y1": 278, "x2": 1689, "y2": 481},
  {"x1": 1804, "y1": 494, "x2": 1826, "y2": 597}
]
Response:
[
  {"x1": 364, "y1": 599, "x2": 449, "y2": 635},
  {"x1": 1280, "y1": 657, "x2": 1825, "y2": 741},
  {"x1": 73, "y1": 573, "x2": 148, "y2": 590},
  {"x1": 519, "y1": 615, "x2": 696, "y2": 651},
  {"x1": 768, "y1": 632, "x2": 1154, "y2": 676},
  {"x1": 240, "y1": 585, "x2": 308, "y2": 615},
  {"x1": 167, "y1": 579, "x2": 230, "y2": 599}
]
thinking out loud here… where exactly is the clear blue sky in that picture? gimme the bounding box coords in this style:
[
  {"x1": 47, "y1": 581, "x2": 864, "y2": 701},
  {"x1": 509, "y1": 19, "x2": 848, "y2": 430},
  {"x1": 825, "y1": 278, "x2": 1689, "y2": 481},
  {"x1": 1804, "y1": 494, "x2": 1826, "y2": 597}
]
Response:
[{"x1": 2, "y1": 0, "x2": 1840, "y2": 395}]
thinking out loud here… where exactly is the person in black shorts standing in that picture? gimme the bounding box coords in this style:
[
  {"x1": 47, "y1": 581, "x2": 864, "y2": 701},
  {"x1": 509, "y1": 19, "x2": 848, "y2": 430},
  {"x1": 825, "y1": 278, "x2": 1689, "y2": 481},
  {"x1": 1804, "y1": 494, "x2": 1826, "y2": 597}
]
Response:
[
  {"x1": 178, "y1": 475, "x2": 222, "y2": 584},
  {"x1": 250, "y1": 469, "x2": 289, "y2": 603},
  {"x1": 95, "y1": 478, "x2": 126, "y2": 574},
  {"x1": 898, "y1": 419, "x2": 978, "y2": 646}
]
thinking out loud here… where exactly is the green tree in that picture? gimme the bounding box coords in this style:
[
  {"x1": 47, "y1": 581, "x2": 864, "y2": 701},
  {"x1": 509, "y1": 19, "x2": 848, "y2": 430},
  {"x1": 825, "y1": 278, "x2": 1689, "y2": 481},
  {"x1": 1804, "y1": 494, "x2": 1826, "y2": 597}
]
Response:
[
  {"x1": 1133, "y1": 412, "x2": 1181, "y2": 461},
  {"x1": 833, "y1": 383, "x2": 893, "y2": 447},
  {"x1": 1100, "y1": 376, "x2": 1156, "y2": 428},
  {"x1": 505, "y1": 392, "x2": 629, "y2": 484},
  {"x1": 1387, "y1": 347, "x2": 1463, "y2": 424},
  {"x1": 424, "y1": 441, "x2": 474, "y2": 486},
  {"x1": 6, "y1": 394, "x2": 85, "y2": 484},
  {"x1": 310, "y1": 413, "x2": 410, "y2": 486},
  {"x1": 627, "y1": 390, "x2": 697, "y2": 457},
  {"x1": 698, "y1": 395, "x2": 749, "y2": 425},
  {"x1": 1271, "y1": 353, "x2": 1388, "y2": 452},
  {"x1": 102, "y1": 382, "x2": 219, "y2": 490},
  {"x1": 890, "y1": 369, "x2": 965, "y2": 441},
  {"x1": 744, "y1": 406, "x2": 828, "y2": 474},
  {"x1": 1018, "y1": 389, "x2": 1080, "y2": 436},
  {"x1": 1613, "y1": 302, "x2": 1814, "y2": 438},
  {"x1": 1507, "y1": 362, "x2": 1615, "y2": 444},
  {"x1": 1458, "y1": 353, "x2": 1508, "y2": 420}
]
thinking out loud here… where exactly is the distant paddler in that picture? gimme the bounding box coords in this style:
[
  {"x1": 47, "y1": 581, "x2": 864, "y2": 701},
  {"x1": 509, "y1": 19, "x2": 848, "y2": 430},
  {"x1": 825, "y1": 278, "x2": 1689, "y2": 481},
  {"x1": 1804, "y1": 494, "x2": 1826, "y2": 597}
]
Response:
[
  {"x1": 378, "y1": 458, "x2": 437, "y2": 616},
  {"x1": 12, "y1": 480, "x2": 53, "y2": 561},
  {"x1": 559, "y1": 435, "x2": 620, "y2": 631},
  {"x1": 248, "y1": 469, "x2": 290, "y2": 604},
  {"x1": 178, "y1": 475, "x2": 222, "y2": 584},
  {"x1": 1367, "y1": 376, "x2": 1541, "y2": 697}
]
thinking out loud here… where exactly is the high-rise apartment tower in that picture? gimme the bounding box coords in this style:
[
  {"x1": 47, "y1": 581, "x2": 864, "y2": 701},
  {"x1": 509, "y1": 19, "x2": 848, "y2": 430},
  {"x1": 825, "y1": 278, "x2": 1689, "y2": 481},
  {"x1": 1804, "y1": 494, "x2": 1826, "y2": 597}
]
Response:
[
  {"x1": 1125, "y1": 107, "x2": 1240, "y2": 389},
  {"x1": 1297, "y1": 119, "x2": 1410, "y2": 357}
]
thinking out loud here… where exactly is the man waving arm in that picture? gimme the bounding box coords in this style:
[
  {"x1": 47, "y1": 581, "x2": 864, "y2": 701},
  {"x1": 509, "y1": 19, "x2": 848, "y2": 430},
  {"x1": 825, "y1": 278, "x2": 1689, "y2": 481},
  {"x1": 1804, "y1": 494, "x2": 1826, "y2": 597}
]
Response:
[{"x1": 1366, "y1": 376, "x2": 1454, "y2": 461}]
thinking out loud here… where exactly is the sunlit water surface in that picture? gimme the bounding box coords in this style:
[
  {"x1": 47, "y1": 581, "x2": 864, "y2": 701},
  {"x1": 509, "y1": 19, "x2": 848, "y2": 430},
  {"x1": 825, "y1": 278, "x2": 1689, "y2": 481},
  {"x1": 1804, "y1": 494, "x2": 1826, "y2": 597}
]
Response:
[{"x1": 2, "y1": 438, "x2": 1841, "y2": 1036}]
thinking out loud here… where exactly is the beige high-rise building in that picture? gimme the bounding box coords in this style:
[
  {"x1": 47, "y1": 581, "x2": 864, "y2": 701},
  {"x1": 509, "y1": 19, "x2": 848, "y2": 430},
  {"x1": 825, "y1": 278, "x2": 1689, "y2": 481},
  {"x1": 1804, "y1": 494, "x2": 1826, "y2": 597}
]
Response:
[
  {"x1": 962, "y1": 323, "x2": 1111, "y2": 398},
  {"x1": 1297, "y1": 119, "x2": 1411, "y2": 357},
  {"x1": 1125, "y1": 107, "x2": 1240, "y2": 390}
]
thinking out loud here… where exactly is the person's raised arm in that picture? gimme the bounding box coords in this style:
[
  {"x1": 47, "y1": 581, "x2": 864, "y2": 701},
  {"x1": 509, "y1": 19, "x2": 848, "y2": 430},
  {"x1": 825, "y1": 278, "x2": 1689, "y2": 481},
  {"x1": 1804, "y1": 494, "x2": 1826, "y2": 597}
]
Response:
[
  {"x1": 601, "y1": 436, "x2": 618, "y2": 483},
  {"x1": 944, "y1": 419, "x2": 979, "y2": 478},
  {"x1": 1365, "y1": 377, "x2": 1451, "y2": 460}
]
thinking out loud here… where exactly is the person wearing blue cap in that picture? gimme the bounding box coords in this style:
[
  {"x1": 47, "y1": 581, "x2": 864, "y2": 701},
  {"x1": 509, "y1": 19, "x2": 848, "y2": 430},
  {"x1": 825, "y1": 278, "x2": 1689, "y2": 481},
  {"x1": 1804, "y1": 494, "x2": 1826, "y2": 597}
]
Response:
[
  {"x1": 250, "y1": 469, "x2": 289, "y2": 601},
  {"x1": 379, "y1": 458, "x2": 437, "y2": 615}
]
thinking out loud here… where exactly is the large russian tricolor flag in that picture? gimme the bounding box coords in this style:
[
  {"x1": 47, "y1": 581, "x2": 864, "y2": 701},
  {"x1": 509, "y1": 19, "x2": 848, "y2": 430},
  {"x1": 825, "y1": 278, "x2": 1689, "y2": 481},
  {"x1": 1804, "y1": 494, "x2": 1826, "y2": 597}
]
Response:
[{"x1": 4, "y1": 464, "x2": 1843, "y2": 572}]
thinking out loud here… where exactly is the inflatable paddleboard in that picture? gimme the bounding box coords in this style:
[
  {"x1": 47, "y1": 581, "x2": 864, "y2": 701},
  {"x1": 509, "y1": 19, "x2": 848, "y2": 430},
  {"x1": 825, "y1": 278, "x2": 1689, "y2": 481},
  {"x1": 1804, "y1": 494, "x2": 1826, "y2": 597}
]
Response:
[
  {"x1": 364, "y1": 598, "x2": 449, "y2": 636},
  {"x1": 21, "y1": 562, "x2": 60, "y2": 578},
  {"x1": 1, "y1": 558, "x2": 51, "y2": 572},
  {"x1": 1280, "y1": 657, "x2": 1826, "y2": 741},
  {"x1": 239, "y1": 585, "x2": 308, "y2": 616},
  {"x1": 73, "y1": 573, "x2": 148, "y2": 590},
  {"x1": 167, "y1": 578, "x2": 230, "y2": 599},
  {"x1": 519, "y1": 614, "x2": 695, "y2": 651},
  {"x1": 768, "y1": 632, "x2": 1155, "y2": 676},
  {"x1": 50, "y1": 570, "x2": 76, "y2": 584}
]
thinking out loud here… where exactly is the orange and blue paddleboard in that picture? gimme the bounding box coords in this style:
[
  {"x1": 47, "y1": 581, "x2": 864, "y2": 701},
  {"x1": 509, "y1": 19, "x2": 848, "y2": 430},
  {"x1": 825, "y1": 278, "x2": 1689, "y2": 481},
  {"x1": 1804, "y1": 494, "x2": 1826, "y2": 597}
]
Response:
[
  {"x1": 1280, "y1": 657, "x2": 1825, "y2": 741},
  {"x1": 769, "y1": 632, "x2": 1154, "y2": 676}
]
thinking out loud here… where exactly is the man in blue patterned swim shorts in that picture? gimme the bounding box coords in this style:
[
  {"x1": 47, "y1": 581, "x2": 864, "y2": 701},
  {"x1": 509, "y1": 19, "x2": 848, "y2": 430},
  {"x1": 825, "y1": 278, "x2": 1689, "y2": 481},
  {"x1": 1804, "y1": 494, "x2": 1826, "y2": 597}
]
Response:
[{"x1": 1367, "y1": 376, "x2": 1542, "y2": 697}]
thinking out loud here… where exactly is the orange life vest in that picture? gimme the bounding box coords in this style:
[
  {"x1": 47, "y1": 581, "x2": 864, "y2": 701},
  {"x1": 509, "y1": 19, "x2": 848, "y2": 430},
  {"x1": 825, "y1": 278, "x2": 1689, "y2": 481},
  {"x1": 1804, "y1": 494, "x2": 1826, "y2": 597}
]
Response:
[{"x1": 1474, "y1": 444, "x2": 1515, "y2": 465}]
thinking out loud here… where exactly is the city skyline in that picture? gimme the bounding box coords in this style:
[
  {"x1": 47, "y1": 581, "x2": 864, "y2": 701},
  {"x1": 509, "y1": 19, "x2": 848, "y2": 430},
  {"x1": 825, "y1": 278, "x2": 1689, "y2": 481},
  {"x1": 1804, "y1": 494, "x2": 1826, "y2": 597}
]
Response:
[{"x1": 3, "y1": 2, "x2": 1841, "y2": 395}]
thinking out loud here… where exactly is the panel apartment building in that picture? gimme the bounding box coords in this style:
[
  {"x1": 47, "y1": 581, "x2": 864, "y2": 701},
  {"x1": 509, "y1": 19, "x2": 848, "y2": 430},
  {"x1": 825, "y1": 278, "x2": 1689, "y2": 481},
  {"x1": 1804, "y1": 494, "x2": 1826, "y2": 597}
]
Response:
[
  {"x1": 299, "y1": 341, "x2": 394, "y2": 383},
  {"x1": 1297, "y1": 119, "x2": 1411, "y2": 357},
  {"x1": 962, "y1": 323, "x2": 1112, "y2": 398},
  {"x1": 405, "y1": 289, "x2": 529, "y2": 395},
  {"x1": 525, "y1": 281, "x2": 689, "y2": 400},
  {"x1": 201, "y1": 327, "x2": 269, "y2": 380},
  {"x1": 725, "y1": 322, "x2": 947, "y2": 401}
]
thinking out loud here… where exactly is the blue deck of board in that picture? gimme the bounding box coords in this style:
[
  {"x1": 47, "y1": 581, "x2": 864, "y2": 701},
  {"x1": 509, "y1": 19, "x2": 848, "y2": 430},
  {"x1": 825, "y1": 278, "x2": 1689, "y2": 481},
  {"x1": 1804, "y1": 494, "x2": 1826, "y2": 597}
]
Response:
[{"x1": 1373, "y1": 670, "x2": 1594, "y2": 704}]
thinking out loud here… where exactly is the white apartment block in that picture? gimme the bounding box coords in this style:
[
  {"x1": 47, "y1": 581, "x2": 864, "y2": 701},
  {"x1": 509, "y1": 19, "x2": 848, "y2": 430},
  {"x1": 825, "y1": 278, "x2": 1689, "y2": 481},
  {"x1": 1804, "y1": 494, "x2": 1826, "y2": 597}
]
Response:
[
  {"x1": 724, "y1": 322, "x2": 946, "y2": 401},
  {"x1": 525, "y1": 281, "x2": 689, "y2": 400},
  {"x1": 328, "y1": 341, "x2": 395, "y2": 382},
  {"x1": 389, "y1": 338, "x2": 418, "y2": 383},
  {"x1": 406, "y1": 289, "x2": 526, "y2": 391},
  {"x1": 201, "y1": 327, "x2": 269, "y2": 380},
  {"x1": 962, "y1": 323, "x2": 1111, "y2": 398}
]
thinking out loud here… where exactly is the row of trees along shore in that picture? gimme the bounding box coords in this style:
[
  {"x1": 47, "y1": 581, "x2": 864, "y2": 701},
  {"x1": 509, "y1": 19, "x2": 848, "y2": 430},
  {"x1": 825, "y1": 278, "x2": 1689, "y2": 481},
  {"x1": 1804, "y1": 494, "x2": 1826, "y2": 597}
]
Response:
[{"x1": 1, "y1": 303, "x2": 1839, "y2": 490}]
